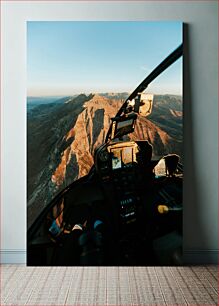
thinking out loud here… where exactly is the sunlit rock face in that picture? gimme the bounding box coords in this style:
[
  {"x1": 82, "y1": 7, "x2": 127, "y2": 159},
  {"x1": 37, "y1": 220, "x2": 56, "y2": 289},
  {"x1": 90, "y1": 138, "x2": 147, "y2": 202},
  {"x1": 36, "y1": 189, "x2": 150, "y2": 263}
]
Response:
[{"x1": 27, "y1": 93, "x2": 182, "y2": 227}]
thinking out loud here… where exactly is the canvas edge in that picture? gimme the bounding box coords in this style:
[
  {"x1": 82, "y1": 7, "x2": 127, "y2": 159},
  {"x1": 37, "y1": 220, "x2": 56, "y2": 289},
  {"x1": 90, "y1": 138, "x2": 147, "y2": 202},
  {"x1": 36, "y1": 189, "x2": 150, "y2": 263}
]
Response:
[{"x1": 0, "y1": 249, "x2": 217, "y2": 264}]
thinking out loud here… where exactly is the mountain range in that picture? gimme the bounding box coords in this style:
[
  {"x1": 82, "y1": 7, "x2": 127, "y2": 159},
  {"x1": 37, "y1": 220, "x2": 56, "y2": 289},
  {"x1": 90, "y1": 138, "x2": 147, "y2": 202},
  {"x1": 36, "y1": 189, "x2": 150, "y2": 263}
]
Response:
[{"x1": 27, "y1": 93, "x2": 182, "y2": 228}]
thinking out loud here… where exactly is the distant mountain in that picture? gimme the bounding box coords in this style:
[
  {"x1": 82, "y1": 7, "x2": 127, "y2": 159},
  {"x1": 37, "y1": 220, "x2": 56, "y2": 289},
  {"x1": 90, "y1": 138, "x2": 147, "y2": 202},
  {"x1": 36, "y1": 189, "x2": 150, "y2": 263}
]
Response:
[
  {"x1": 27, "y1": 96, "x2": 72, "y2": 111},
  {"x1": 147, "y1": 95, "x2": 183, "y2": 141},
  {"x1": 99, "y1": 92, "x2": 129, "y2": 100},
  {"x1": 27, "y1": 93, "x2": 182, "y2": 228}
]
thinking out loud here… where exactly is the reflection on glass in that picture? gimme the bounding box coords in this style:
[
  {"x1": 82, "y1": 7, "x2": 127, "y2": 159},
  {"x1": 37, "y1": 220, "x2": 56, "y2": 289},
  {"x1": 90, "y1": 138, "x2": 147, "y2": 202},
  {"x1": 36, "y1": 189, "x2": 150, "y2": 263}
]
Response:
[
  {"x1": 122, "y1": 147, "x2": 133, "y2": 164},
  {"x1": 112, "y1": 149, "x2": 122, "y2": 169},
  {"x1": 111, "y1": 146, "x2": 136, "y2": 169}
]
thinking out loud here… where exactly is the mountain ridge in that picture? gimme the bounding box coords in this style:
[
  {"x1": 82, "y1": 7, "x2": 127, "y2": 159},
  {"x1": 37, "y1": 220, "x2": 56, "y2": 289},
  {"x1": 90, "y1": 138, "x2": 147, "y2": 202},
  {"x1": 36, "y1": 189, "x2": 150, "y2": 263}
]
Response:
[{"x1": 27, "y1": 93, "x2": 182, "y2": 228}]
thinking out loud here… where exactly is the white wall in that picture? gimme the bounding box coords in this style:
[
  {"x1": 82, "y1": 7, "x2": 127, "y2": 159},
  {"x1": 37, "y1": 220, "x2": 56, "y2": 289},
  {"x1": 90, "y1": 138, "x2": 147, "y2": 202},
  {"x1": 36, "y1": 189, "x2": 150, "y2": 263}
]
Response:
[{"x1": 1, "y1": 1, "x2": 218, "y2": 263}]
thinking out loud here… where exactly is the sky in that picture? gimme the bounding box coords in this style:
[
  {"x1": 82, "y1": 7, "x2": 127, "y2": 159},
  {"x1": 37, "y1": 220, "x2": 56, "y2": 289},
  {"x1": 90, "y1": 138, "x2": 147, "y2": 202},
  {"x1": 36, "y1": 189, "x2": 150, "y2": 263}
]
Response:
[{"x1": 27, "y1": 21, "x2": 182, "y2": 97}]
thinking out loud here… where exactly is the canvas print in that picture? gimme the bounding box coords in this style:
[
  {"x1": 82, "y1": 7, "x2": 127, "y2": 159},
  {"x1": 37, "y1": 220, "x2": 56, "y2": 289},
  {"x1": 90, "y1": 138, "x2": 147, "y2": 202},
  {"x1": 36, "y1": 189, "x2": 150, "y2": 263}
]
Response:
[{"x1": 27, "y1": 21, "x2": 183, "y2": 266}]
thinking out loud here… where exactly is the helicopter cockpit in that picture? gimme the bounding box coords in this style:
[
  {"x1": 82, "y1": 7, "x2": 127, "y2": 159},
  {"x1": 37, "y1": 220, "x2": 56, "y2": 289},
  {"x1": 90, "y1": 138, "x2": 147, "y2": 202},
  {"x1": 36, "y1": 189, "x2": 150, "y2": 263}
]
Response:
[{"x1": 27, "y1": 44, "x2": 183, "y2": 266}]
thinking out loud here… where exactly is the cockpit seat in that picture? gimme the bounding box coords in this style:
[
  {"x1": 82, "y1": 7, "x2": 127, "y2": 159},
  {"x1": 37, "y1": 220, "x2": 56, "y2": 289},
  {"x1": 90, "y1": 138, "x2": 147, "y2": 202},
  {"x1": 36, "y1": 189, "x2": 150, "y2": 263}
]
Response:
[
  {"x1": 136, "y1": 140, "x2": 152, "y2": 166},
  {"x1": 163, "y1": 154, "x2": 180, "y2": 177}
]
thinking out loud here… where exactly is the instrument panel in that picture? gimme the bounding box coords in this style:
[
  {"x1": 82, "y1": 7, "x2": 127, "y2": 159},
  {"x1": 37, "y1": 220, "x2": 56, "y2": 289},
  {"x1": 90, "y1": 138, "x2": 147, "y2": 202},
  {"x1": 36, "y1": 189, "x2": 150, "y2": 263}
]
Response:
[
  {"x1": 95, "y1": 141, "x2": 139, "y2": 179},
  {"x1": 95, "y1": 141, "x2": 140, "y2": 225}
]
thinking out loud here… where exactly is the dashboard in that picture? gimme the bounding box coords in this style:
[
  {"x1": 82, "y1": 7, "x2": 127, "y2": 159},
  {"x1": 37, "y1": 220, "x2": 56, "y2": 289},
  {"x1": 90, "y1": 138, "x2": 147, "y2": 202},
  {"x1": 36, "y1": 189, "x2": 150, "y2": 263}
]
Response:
[
  {"x1": 95, "y1": 141, "x2": 140, "y2": 180},
  {"x1": 95, "y1": 141, "x2": 152, "y2": 225}
]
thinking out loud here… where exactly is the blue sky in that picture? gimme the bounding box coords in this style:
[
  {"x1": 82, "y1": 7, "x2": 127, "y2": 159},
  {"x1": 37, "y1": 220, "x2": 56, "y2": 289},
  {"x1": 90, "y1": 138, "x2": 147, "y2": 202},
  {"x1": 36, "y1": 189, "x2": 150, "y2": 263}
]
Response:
[{"x1": 27, "y1": 21, "x2": 182, "y2": 96}]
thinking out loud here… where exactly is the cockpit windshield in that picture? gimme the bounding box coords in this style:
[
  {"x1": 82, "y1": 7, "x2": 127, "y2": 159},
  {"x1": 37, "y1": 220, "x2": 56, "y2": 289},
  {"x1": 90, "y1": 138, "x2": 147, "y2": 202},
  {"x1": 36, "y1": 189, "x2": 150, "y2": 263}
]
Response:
[
  {"x1": 27, "y1": 22, "x2": 183, "y2": 237},
  {"x1": 27, "y1": 21, "x2": 183, "y2": 268}
]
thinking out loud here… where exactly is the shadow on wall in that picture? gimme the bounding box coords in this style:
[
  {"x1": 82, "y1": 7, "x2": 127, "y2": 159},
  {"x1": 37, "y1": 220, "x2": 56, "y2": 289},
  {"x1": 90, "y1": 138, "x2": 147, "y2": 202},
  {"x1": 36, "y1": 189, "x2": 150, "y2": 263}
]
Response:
[{"x1": 183, "y1": 23, "x2": 209, "y2": 261}]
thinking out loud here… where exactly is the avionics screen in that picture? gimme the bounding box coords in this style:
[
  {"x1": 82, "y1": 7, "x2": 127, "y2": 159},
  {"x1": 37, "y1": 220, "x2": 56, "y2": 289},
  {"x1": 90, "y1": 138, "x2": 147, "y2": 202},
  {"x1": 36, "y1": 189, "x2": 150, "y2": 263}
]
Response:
[
  {"x1": 111, "y1": 147, "x2": 134, "y2": 170},
  {"x1": 115, "y1": 119, "x2": 134, "y2": 138},
  {"x1": 117, "y1": 119, "x2": 134, "y2": 129}
]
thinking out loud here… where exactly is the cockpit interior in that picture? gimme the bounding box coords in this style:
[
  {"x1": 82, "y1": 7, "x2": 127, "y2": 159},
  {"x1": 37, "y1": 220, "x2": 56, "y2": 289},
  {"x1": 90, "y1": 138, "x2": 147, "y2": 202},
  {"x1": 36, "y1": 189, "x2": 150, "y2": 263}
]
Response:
[{"x1": 27, "y1": 44, "x2": 183, "y2": 266}]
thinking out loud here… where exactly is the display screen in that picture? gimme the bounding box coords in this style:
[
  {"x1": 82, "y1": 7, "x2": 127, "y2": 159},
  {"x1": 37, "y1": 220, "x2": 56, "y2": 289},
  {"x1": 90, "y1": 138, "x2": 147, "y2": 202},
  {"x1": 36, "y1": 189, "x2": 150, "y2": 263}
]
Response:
[
  {"x1": 111, "y1": 149, "x2": 122, "y2": 169},
  {"x1": 111, "y1": 147, "x2": 134, "y2": 170},
  {"x1": 115, "y1": 119, "x2": 134, "y2": 138},
  {"x1": 117, "y1": 119, "x2": 134, "y2": 129}
]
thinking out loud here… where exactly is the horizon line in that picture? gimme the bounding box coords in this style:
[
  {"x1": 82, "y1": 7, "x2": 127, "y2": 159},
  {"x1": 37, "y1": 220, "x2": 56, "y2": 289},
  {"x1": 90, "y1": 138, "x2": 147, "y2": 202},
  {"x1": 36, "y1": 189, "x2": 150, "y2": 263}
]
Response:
[{"x1": 27, "y1": 92, "x2": 182, "y2": 98}]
